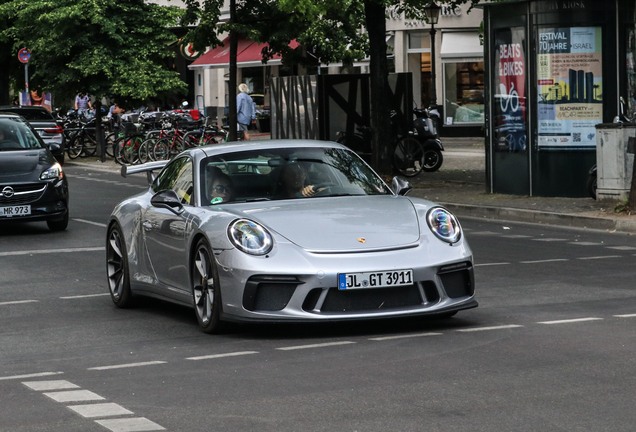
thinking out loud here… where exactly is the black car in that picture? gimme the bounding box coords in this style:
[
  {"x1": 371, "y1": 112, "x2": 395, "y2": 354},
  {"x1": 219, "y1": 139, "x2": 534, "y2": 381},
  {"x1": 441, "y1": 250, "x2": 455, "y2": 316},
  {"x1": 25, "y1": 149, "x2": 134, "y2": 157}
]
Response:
[
  {"x1": 0, "y1": 106, "x2": 65, "y2": 164},
  {"x1": 0, "y1": 114, "x2": 69, "y2": 231}
]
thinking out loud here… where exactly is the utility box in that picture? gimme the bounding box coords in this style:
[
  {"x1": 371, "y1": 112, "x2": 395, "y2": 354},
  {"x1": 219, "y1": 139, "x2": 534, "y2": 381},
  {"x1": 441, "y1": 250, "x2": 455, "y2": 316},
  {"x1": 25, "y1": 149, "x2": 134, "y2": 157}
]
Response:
[{"x1": 595, "y1": 123, "x2": 636, "y2": 201}]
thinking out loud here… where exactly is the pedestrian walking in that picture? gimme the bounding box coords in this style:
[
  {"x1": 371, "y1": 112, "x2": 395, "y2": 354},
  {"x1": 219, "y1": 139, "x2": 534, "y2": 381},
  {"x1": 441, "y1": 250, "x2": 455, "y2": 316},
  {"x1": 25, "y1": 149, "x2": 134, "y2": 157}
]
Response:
[{"x1": 236, "y1": 83, "x2": 254, "y2": 140}]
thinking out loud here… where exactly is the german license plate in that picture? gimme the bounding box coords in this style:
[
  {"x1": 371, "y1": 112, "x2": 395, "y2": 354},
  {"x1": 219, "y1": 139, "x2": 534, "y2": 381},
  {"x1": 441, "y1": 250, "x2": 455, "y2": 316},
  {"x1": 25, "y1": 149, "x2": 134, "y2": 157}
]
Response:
[
  {"x1": 338, "y1": 269, "x2": 414, "y2": 290},
  {"x1": 0, "y1": 205, "x2": 31, "y2": 217}
]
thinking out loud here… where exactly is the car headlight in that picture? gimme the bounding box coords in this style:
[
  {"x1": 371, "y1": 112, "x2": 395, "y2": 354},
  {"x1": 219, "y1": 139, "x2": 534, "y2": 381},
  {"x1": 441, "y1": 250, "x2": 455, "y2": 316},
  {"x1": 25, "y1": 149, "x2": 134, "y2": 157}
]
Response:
[
  {"x1": 40, "y1": 163, "x2": 64, "y2": 181},
  {"x1": 228, "y1": 219, "x2": 273, "y2": 255},
  {"x1": 426, "y1": 207, "x2": 461, "y2": 244}
]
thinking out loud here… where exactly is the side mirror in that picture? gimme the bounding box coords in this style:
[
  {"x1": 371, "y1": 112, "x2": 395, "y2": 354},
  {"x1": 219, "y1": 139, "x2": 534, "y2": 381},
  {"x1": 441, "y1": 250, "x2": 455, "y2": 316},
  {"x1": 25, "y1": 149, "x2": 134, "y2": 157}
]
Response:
[
  {"x1": 151, "y1": 190, "x2": 185, "y2": 214},
  {"x1": 392, "y1": 176, "x2": 412, "y2": 196}
]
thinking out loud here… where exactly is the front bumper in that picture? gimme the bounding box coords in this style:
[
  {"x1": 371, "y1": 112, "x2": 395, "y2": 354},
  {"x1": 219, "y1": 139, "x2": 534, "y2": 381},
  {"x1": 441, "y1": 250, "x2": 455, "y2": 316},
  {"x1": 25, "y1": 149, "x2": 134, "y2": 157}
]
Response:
[
  {"x1": 214, "y1": 239, "x2": 476, "y2": 323},
  {"x1": 0, "y1": 179, "x2": 69, "y2": 224}
]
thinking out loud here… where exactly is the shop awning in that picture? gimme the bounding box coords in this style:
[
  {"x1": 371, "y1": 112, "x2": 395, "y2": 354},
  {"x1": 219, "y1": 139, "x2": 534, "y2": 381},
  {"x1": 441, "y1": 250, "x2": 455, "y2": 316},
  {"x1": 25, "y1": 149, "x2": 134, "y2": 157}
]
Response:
[
  {"x1": 440, "y1": 32, "x2": 483, "y2": 61},
  {"x1": 189, "y1": 37, "x2": 299, "y2": 69}
]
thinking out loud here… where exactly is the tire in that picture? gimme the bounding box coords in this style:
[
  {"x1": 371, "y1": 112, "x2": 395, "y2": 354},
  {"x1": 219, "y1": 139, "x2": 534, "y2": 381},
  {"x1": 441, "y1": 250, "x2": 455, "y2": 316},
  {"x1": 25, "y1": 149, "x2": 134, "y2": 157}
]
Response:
[
  {"x1": 153, "y1": 138, "x2": 171, "y2": 161},
  {"x1": 67, "y1": 135, "x2": 83, "y2": 159},
  {"x1": 137, "y1": 139, "x2": 154, "y2": 164},
  {"x1": 47, "y1": 211, "x2": 69, "y2": 232},
  {"x1": 206, "y1": 133, "x2": 226, "y2": 145},
  {"x1": 113, "y1": 138, "x2": 127, "y2": 165},
  {"x1": 105, "y1": 132, "x2": 117, "y2": 158},
  {"x1": 422, "y1": 148, "x2": 443, "y2": 172},
  {"x1": 191, "y1": 239, "x2": 224, "y2": 334},
  {"x1": 122, "y1": 137, "x2": 141, "y2": 165},
  {"x1": 80, "y1": 134, "x2": 97, "y2": 157},
  {"x1": 587, "y1": 171, "x2": 597, "y2": 200},
  {"x1": 183, "y1": 132, "x2": 201, "y2": 148},
  {"x1": 393, "y1": 137, "x2": 424, "y2": 177},
  {"x1": 106, "y1": 224, "x2": 135, "y2": 308}
]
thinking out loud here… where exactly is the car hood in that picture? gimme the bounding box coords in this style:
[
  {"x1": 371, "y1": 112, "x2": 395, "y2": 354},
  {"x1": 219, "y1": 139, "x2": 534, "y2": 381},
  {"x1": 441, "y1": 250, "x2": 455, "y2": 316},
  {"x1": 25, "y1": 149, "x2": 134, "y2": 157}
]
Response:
[
  {"x1": 229, "y1": 195, "x2": 421, "y2": 252},
  {"x1": 0, "y1": 149, "x2": 55, "y2": 182}
]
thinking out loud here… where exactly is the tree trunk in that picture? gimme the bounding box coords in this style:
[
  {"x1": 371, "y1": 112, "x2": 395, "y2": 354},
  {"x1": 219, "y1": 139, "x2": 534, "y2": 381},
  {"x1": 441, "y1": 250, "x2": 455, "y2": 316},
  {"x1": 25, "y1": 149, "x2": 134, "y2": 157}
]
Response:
[
  {"x1": 228, "y1": 0, "x2": 238, "y2": 142},
  {"x1": 0, "y1": 41, "x2": 11, "y2": 105},
  {"x1": 364, "y1": 0, "x2": 393, "y2": 175}
]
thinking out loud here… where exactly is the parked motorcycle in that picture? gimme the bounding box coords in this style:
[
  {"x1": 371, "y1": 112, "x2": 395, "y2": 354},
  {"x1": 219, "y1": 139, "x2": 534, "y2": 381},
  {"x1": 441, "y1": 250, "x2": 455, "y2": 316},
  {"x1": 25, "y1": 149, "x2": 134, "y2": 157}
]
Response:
[{"x1": 411, "y1": 107, "x2": 444, "y2": 172}]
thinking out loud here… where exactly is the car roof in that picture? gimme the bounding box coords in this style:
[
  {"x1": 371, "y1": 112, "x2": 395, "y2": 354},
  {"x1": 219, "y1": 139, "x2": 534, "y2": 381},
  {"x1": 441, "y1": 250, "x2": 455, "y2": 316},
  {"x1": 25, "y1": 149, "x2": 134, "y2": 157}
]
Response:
[{"x1": 198, "y1": 139, "x2": 347, "y2": 158}]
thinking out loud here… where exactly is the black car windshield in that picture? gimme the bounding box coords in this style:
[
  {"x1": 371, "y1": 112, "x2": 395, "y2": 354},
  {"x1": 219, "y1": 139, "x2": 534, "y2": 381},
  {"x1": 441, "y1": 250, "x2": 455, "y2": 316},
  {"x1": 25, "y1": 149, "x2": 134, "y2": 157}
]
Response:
[
  {"x1": 200, "y1": 147, "x2": 391, "y2": 205},
  {"x1": 0, "y1": 108, "x2": 54, "y2": 121},
  {"x1": 0, "y1": 117, "x2": 43, "y2": 151}
]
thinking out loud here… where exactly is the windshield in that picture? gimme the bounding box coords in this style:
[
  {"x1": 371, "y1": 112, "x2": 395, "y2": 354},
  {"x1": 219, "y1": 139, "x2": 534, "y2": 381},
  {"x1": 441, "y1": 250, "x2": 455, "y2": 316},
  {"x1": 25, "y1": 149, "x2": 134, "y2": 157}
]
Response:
[
  {"x1": 0, "y1": 117, "x2": 43, "y2": 151},
  {"x1": 200, "y1": 147, "x2": 391, "y2": 205}
]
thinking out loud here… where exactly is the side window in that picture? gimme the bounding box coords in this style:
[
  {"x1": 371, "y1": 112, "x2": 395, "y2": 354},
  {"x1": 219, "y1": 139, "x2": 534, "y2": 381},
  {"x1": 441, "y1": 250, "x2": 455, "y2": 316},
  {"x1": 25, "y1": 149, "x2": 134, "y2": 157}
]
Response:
[{"x1": 153, "y1": 157, "x2": 194, "y2": 205}]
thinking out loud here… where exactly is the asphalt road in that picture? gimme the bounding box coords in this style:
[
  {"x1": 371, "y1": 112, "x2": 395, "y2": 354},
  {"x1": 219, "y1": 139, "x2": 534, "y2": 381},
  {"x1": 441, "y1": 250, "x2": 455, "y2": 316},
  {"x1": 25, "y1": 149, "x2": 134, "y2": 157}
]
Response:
[{"x1": 1, "y1": 164, "x2": 636, "y2": 432}]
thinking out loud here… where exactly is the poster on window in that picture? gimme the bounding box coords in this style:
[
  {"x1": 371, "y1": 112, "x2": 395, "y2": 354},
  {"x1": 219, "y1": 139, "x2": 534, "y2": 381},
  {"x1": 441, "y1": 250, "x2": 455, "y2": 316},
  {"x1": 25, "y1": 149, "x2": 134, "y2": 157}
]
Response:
[
  {"x1": 494, "y1": 27, "x2": 527, "y2": 152},
  {"x1": 537, "y1": 27, "x2": 602, "y2": 149}
]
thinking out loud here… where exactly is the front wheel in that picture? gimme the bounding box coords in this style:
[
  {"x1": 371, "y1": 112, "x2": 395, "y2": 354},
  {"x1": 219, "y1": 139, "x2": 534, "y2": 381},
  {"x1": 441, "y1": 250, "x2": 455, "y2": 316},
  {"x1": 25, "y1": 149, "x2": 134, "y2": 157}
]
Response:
[
  {"x1": 393, "y1": 137, "x2": 424, "y2": 177},
  {"x1": 67, "y1": 135, "x2": 83, "y2": 159},
  {"x1": 422, "y1": 148, "x2": 443, "y2": 172},
  {"x1": 192, "y1": 239, "x2": 224, "y2": 334}
]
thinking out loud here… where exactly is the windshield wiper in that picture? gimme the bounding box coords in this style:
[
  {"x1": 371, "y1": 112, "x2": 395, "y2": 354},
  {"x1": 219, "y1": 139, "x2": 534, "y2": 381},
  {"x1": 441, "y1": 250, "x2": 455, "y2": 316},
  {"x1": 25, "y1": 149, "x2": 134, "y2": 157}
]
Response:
[{"x1": 234, "y1": 197, "x2": 271, "y2": 203}]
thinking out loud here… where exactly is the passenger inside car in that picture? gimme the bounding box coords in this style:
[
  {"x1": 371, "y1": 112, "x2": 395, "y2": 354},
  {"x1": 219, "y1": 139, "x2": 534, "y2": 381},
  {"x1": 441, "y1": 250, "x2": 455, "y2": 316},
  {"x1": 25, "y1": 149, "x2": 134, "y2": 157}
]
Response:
[
  {"x1": 0, "y1": 127, "x2": 20, "y2": 149},
  {"x1": 275, "y1": 163, "x2": 321, "y2": 199},
  {"x1": 206, "y1": 166, "x2": 235, "y2": 204}
]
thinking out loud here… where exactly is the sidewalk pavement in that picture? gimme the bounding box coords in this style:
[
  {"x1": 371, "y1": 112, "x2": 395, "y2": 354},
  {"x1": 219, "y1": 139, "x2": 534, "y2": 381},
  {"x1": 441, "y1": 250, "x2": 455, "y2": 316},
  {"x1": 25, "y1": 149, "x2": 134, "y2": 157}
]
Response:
[{"x1": 66, "y1": 134, "x2": 636, "y2": 234}]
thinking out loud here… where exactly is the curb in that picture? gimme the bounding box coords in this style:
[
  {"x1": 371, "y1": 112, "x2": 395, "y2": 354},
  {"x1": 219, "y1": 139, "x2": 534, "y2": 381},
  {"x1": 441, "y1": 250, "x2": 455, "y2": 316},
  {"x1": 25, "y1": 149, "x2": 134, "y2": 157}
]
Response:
[{"x1": 441, "y1": 202, "x2": 636, "y2": 234}]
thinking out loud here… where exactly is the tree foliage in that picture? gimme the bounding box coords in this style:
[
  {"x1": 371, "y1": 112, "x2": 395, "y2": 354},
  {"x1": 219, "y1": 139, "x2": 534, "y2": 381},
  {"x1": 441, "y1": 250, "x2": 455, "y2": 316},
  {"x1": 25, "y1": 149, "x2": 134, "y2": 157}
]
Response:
[{"x1": 0, "y1": 0, "x2": 187, "y2": 104}]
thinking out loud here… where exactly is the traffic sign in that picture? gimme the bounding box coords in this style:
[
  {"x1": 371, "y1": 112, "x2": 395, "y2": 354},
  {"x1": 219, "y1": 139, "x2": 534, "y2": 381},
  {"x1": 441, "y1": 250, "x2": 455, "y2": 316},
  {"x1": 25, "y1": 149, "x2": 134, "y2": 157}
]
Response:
[{"x1": 18, "y1": 48, "x2": 31, "y2": 63}]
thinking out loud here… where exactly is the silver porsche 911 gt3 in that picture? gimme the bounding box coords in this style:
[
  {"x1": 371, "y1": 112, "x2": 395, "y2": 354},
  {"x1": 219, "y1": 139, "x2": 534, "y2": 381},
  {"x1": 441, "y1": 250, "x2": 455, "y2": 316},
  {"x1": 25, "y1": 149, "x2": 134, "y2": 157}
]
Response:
[{"x1": 106, "y1": 140, "x2": 477, "y2": 333}]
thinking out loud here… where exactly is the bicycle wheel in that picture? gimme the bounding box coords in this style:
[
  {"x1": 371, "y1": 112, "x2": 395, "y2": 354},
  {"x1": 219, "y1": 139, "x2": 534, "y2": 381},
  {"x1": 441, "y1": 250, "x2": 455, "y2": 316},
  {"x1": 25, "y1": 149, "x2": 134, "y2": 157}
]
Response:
[
  {"x1": 122, "y1": 136, "x2": 142, "y2": 165},
  {"x1": 67, "y1": 135, "x2": 84, "y2": 159},
  {"x1": 182, "y1": 132, "x2": 201, "y2": 149},
  {"x1": 80, "y1": 134, "x2": 97, "y2": 157},
  {"x1": 113, "y1": 137, "x2": 126, "y2": 165},
  {"x1": 138, "y1": 138, "x2": 157, "y2": 164},
  {"x1": 153, "y1": 138, "x2": 172, "y2": 161},
  {"x1": 105, "y1": 132, "x2": 117, "y2": 158},
  {"x1": 393, "y1": 137, "x2": 424, "y2": 177},
  {"x1": 205, "y1": 132, "x2": 226, "y2": 145}
]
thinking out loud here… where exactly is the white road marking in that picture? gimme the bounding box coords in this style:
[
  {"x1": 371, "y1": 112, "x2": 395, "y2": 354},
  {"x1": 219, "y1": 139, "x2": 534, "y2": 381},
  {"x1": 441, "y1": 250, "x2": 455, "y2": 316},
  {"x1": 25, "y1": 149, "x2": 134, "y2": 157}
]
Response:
[
  {"x1": 520, "y1": 258, "x2": 569, "y2": 264},
  {"x1": 577, "y1": 255, "x2": 621, "y2": 260},
  {"x1": 88, "y1": 361, "x2": 167, "y2": 371},
  {"x1": 0, "y1": 300, "x2": 38, "y2": 306},
  {"x1": 614, "y1": 314, "x2": 636, "y2": 318},
  {"x1": 95, "y1": 417, "x2": 166, "y2": 432},
  {"x1": 0, "y1": 371, "x2": 63, "y2": 381},
  {"x1": 369, "y1": 332, "x2": 442, "y2": 341},
  {"x1": 538, "y1": 317, "x2": 603, "y2": 325},
  {"x1": 68, "y1": 403, "x2": 133, "y2": 419},
  {"x1": 22, "y1": 380, "x2": 79, "y2": 391},
  {"x1": 532, "y1": 238, "x2": 568, "y2": 242},
  {"x1": 73, "y1": 218, "x2": 108, "y2": 228},
  {"x1": 186, "y1": 351, "x2": 259, "y2": 361},
  {"x1": 569, "y1": 242, "x2": 604, "y2": 246},
  {"x1": 456, "y1": 324, "x2": 523, "y2": 332},
  {"x1": 475, "y1": 262, "x2": 510, "y2": 267},
  {"x1": 607, "y1": 246, "x2": 636, "y2": 250},
  {"x1": 468, "y1": 231, "x2": 500, "y2": 236},
  {"x1": 60, "y1": 293, "x2": 110, "y2": 299},
  {"x1": 276, "y1": 341, "x2": 356, "y2": 351},
  {"x1": 44, "y1": 389, "x2": 105, "y2": 403},
  {"x1": 502, "y1": 234, "x2": 532, "y2": 238},
  {"x1": 0, "y1": 247, "x2": 104, "y2": 257}
]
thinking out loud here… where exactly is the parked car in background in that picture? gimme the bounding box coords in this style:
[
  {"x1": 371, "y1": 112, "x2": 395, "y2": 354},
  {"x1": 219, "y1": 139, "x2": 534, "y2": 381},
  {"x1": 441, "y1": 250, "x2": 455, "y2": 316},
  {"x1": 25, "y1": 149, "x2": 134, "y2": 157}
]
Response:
[
  {"x1": 0, "y1": 106, "x2": 66, "y2": 164},
  {"x1": 0, "y1": 114, "x2": 69, "y2": 231}
]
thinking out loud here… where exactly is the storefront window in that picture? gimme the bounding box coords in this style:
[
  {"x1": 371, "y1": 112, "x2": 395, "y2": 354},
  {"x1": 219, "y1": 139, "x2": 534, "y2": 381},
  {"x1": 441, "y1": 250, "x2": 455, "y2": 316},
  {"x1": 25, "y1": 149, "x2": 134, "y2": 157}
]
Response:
[
  {"x1": 444, "y1": 62, "x2": 484, "y2": 124},
  {"x1": 493, "y1": 27, "x2": 527, "y2": 152},
  {"x1": 627, "y1": 28, "x2": 636, "y2": 120},
  {"x1": 408, "y1": 32, "x2": 430, "y2": 51}
]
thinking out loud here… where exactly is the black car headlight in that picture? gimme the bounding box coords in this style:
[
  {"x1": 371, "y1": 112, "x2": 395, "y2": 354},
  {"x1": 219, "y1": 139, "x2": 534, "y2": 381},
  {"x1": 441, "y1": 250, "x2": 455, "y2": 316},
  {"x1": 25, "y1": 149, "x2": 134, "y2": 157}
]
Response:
[
  {"x1": 228, "y1": 219, "x2": 273, "y2": 255},
  {"x1": 426, "y1": 207, "x2": 461, "y2": 244},
  {"x1": 40, "y1": 163, "x2": 64, "y2": 181}
]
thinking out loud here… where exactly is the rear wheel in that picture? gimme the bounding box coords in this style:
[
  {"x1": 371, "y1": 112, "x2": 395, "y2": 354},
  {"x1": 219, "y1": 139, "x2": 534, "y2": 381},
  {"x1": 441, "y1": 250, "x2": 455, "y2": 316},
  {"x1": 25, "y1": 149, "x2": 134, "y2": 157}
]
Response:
[
  {"x1": 153, "y1": 138, "x2": 171, "y2": 161},
  {"x1": 393, "y1": 137, "x2": 424, "y2": 177},
  {"x1": 67, "y1": 135, "x2": 83, "y2": 159},
  {"x1": 422, "y1": 148, "x2": 443, "y2": 172},
  {"x1": 106, "y1": 224, "x2": 135, "y2": 308},
  {"x1": 80, "y1": 134, "x2": 97, "y2": 157},
  {"x1": 192, "y1": 239, "x2": 224, "y2": 334}
]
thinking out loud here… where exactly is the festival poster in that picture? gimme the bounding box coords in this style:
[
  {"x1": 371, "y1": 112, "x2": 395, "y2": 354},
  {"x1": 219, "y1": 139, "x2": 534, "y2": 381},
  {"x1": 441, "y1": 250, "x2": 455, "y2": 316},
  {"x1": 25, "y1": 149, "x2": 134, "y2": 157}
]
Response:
[
  {"x1": 537, "y1": 27, "x2": 602, "y2": 148},
  {"x1": 494, "y1": 27, "x2": 527, "y2": 152}
]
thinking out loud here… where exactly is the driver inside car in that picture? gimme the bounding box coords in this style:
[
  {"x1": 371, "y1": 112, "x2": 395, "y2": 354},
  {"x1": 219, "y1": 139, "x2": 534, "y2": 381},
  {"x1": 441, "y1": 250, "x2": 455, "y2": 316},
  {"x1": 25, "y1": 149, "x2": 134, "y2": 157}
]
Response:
[
  {"x1": 277, "y1": 163, "x2": 324, "y2": 199},
  {"x1": 206, "y1": 166, "x2": 234, "y2": 204}
]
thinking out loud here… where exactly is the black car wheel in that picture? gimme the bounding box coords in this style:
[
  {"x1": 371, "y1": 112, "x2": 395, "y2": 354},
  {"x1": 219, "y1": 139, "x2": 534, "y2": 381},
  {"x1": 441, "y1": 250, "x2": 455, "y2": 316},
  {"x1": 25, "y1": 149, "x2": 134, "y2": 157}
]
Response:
[
  {"x1": 106, "y1": 224, "x2": 134, "y2": 308},
  {"x1": 46, "y1": 211, "x2": 68, "y2": 232},
  {"x1": 192, "y1": 239, "x2": 224, "y2": 334},
  {"x1": 422, "y1": 149, "x2": 443, "y2": 172},
  {"x1": 587, "y1": 169, "x2": 597, "y2": 200}
]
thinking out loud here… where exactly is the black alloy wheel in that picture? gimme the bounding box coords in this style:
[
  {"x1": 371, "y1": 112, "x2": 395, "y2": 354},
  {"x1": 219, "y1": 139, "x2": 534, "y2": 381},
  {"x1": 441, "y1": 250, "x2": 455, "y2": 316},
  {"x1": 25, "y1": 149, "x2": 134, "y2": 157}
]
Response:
[
  {"x1": 106, "y1": 224, "x2": 134, "y2": 308},
  {"x1": 192, "y1": 239, "x2": 224, "y2": 333},
  {"x1": 422, "y1": 148, "x2": 443, "y2": 172}
]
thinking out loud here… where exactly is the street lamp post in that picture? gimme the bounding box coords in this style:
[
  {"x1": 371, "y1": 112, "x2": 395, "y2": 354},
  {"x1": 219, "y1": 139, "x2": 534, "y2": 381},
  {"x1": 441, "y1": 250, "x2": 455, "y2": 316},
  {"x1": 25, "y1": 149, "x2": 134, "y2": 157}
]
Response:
[{"x1": 423, "y1": 2, "x2": 441, "y2": 109}]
